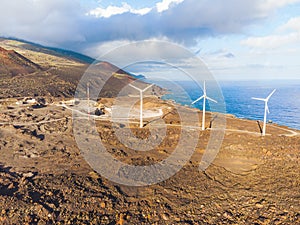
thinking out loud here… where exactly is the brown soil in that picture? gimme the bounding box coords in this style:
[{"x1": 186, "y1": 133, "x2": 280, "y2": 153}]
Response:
[
  {"x1": 0, "y1": 97, "x2": 299, "y2": 225},
  {"x1": 0, "y1": 46, "x2": 41, "y2": 77}
]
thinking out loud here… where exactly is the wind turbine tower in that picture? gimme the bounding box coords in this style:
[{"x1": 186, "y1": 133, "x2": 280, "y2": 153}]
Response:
[
  {"x1": 129, "y1": 83, "x2": 154, "y2": 128},
  {"x1": 87, "y1": 82, "x2": 90, "y2": 120},
  {"x1": 192, "y1": 81, "x2": 217, "y2": 130},
  {"x1": 252, "y1": 89, "x2": 276, "y2": 136}
]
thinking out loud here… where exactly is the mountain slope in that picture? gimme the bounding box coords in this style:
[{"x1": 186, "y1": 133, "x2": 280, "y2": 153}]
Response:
[
  {"x1": 0, "y1": 37, "x2": 95, "y2": 64},
  {"x1": 0, "y1": 47, "x2": 41, "y2": 77},
  {"x1": 0, "y1": 39, "x2": 87, "y2": 68},
  {"x1": 0, "y1": 38, "x2": 162, "y2": 99}
]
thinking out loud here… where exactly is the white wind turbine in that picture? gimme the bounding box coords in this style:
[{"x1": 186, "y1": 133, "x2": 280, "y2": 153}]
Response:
[
  {"x1": 252, "y1": 89, "x2": 276, "y2": 136},
  {"x1": 129, "y1": 83, "x2": 154, "y2": 128},
  {"x1": 192, "y1": 81, "x2": 217, "y2": 131}
]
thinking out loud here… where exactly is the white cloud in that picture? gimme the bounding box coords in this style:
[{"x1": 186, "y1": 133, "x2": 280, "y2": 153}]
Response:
[
  {"x1": 241, "y1": 33, "x2": 300, "y2": 49},
  {"x1": 131, "y1": 7, "x2": 153, "y2": 15},
  {"x1": 241, "y1": 16, "x2": 300, "y2": 49},
  {"x1": 87, "y1": 2, "x2": 152, "y2": 18},
  {"x1": 278, "y1": 16, "x2": 300, "y2": 32},
  {"x1": 156, "y1": 0, "x2": 184, "y2": 13},
  {"x1": 259, "y1": 0, "x2": 300, "y2": 12},
  {"x1": 87, "y1": 0, "x2": 185, "y2": 18}
]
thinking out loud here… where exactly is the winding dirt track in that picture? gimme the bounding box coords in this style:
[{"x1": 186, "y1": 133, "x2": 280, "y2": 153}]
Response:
[{"x1": 1, "y1": 103, "x2": 298, "y2": 137}]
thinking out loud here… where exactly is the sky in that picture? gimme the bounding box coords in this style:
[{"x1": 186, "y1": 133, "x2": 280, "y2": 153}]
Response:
[{"x1": 0, "y1": 0, "x2": 300, "y2": 80}]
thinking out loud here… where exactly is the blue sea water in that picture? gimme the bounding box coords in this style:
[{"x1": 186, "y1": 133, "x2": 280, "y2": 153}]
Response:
[{"x1": 157, "y1": 80, "x2": 300, "y2": 130}]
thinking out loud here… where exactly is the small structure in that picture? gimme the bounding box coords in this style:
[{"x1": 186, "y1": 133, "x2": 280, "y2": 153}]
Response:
[
  {"x1": 62, "y1": 99, "x2": 79, "y2": 106},
  {"x1": 24, "y1": 98, "x2": 36, "y2": 104},
  {"x1": 95, "y1": 108, "x2": 105, "y2": 116},
  {"x1": 16, "y1": 100, "x2": 23, "y2": 105}
]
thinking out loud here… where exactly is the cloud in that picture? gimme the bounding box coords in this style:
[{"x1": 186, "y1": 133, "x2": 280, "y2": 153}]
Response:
[
  {"x1": 79, "y1": 0, "x2": 300, "y2": 48},
  {"x1": 82, "y1": 39, "x2": 132, "y2": 58},
  {"x1": 0, "y1": 0, "x2": 299, "y2": 54},
  {"x1": 259, "y1": 0, "x2": 300, "y2": 12},
  {"x1": 83, "y1": 0, "x2": 300, "y2": 47},
  {"x1": 156, "y1": 0, "x2": 185, "y2": 13},
  {"x1": 278, "y1": 16, "x2": 300, "y2": 32},
  {"x1": 87, "y1": 3, "x2": 152, "y2": 18},
  {"x1": 241, "y1": 33, "x2": 300, "y2": 49},
  {"x1": 241, "y1": 16, "x2": 300, "y2": 49},
  {"x1": 87, "y1": 0, "x2": 185, "y2": 18},
  {"x1": 224, "y1": 53, "x2": 235, "y2": 58},
  {"x1": 0, "y1": 0, "x2": 85, "y2": 46},
  {"x1": 203, "y1": 49, "x2": 236, "y2": 59}
]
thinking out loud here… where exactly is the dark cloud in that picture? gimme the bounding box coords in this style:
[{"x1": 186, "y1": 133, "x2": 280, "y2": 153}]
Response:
[
  {"x1": 0, "y1": 0, "x2": 292, "y2": 53},
  {"x1": 0, "y1": 0, "x2": 85, "y2": 46},
  {"x1": 78, "y1": 0, "x2": 267, "y2": 46},
  {"x1": 224, "y1": 53, "x2": 235, "y2": 58}
]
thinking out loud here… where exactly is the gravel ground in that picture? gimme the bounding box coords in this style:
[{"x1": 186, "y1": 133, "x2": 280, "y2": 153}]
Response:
[{"x1": 0, "y1": 99, "x2": 299, "y2": 224}]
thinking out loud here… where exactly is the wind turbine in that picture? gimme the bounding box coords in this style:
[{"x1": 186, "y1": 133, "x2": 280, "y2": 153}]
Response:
[
  {"x1": 192, "y1": 81, "x2": 217, "y2": 130},
  {"x1": 252, "y1": 89, "x2": 276, "y2": 136},
  {"x1": 129, "y1": 83, "x2": 154, "y2": 128}
]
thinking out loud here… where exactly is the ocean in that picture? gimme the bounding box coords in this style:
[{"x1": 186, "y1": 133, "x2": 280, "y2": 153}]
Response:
[{"x1": 156, "y1": 80, "x2": 300, "y2": 130}]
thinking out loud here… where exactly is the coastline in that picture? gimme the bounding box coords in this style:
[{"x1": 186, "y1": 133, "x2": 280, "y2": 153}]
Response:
[
  {"x1": 159, "y1": 85, "x2": 300, "y2": 131},
  {"x1": 162, "y1": 97, "x2": 300, "y2": 135}
]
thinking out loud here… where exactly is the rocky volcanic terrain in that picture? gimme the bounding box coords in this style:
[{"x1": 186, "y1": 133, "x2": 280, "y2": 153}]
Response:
[{"x1": 0, "y1": 39, "x2": 299, "y2": 224}]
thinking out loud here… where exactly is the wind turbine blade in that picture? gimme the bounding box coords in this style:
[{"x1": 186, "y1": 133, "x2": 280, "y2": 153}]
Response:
[
  {"x1": 206, "y1": 96, "x2": 218, "y2": 103},
  {"x1": 129, "y1": 83, "x2": 142, "y2": 92},
  {"x1": 192, "y1": 95, "x2": 204, "y2": 104},
  {"x1": 266, "y1": 89, "x2": 276, "y2": 100},
  {"x1": 252, "y1": 97, "x2": 265, "y2": 101},
  {"x1": 143, "y1": 83, "x2": 154, "y2": 92},
  {"x1": 203, "y1": 81, "x2": 206, "y2": 95}
]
